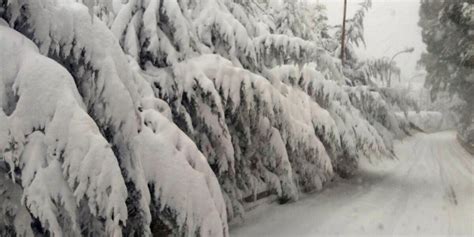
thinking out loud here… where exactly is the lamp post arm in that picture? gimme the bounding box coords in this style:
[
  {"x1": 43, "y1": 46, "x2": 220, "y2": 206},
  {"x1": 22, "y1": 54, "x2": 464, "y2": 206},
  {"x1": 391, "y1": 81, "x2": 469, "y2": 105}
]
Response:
[{"x1": 387, "y1": 48, "x2": 415, "y2": 87}]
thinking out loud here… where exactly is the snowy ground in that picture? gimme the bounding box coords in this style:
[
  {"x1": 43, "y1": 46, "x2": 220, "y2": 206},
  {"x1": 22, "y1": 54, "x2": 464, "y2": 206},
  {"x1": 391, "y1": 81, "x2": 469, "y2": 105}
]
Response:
[{"x1": 231, "y1": 131, "x2": 474, "y2": 237}]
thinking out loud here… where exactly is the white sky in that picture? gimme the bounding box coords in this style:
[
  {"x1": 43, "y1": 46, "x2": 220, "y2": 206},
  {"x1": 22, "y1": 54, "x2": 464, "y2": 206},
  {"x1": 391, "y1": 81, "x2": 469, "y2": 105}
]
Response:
[{"x1": 317, "y1": 0, "x2": 427, "y2": 86}]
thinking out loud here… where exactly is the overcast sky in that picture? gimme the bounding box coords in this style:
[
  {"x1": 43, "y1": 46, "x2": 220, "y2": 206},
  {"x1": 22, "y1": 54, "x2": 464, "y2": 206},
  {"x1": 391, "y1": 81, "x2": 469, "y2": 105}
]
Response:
[{"x1": 317, "y1": 0, "x2": 426, "y2": 86}]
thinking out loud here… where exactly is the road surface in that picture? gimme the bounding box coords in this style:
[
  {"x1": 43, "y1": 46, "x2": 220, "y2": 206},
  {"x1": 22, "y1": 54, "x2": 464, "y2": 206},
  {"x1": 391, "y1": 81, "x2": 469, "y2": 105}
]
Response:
[{"x1": 231, "y1": 131, "x2": 474, "y2": 236}]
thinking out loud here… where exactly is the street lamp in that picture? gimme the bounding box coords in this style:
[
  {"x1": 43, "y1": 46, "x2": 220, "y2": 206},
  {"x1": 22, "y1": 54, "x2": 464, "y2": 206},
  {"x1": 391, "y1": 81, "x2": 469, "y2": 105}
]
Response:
[{"x1": 388, "y1": 47, "x2": 415, "y2": 87}]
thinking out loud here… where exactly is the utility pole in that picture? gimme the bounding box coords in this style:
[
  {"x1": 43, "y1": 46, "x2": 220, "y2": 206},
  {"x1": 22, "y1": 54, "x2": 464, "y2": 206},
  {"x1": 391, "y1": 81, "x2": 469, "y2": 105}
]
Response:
[{"x1": 340, "y1": 0, "x2": 348, "y2": 65}]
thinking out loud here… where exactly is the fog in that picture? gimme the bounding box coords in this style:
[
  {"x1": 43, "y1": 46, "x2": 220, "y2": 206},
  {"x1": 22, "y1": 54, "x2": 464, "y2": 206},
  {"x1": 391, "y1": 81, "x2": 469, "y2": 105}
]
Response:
[{"x1": 320, "y1": 0, "x2": 426, "y2": 87}]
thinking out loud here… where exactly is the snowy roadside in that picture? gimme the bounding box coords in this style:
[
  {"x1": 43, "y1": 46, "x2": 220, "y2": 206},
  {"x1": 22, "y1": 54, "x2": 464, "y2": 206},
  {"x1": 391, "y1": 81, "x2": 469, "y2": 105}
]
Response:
[
  {"x1": 229, "y1": 149, "x2": 401, "y2": 234},
  {"x1": 457, "y1": 134, "x2": 474, "y2": 155},
  {"x1": 230, "y1": 131, "x2": 474, "y2": 236},
  {"x1": 395, "y1": 111, "x2": 454, "y2": 133}
]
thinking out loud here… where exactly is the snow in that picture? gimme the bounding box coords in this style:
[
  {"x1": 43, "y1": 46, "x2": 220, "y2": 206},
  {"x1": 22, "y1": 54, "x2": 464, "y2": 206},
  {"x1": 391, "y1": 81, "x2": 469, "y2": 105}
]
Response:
[
  {"x1": 231, "y1": 131, "x2": 474, "y2": 236},
  {"x1": 1, "y1": 0, "x2": 466, "y2": 235},
  {"x1": 134, "y1": 114, "x2": 228, "y2": 237},
  {"x1": 139, "y1": 50, "x2": 399, "y2": 219},
  {"x1": 143, "y1": 51, "x2": 382, "y2": 219},
  {"x1": 2, "y1": 1, "x2": 229, "y2": 235},
  {"x1": 271, "y1": 64, "x2": 391, "y2": 165},
  {"x1": 0, "y1": 23, "x2": 128, "y2": 236},
  {"x1": 397, "y1": 111, "x2": 450, "y2": 133},
  {"x1": 0, "y1": 162, "x2": 34, "y2": 236}
]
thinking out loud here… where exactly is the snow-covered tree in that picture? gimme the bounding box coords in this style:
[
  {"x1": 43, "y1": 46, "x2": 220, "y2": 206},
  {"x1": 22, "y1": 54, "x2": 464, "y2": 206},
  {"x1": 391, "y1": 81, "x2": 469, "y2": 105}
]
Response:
[
  {"x1": 0, "y1": 1, "x2": 227, "y2": 236},
  {"x1": 95, "y1": 0, "x2": 342, "y2": 219},
  {"x1": 0, "y1": 0, "x2": 420, "y2": 235},
  {"x1": 273, "y1": 0, "x2": 306, "y2": 38},
  {"x1": 418, "y1": 0, "x2": 474, "y2": 144}
]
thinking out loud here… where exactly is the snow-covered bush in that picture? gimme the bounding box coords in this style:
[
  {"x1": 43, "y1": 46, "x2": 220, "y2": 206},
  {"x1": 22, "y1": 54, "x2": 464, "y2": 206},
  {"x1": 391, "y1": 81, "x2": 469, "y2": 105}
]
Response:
[
  {"x1": 268, "y1": 64, "x2": 389, "y2": 176},
  {"x1": 0, "y1": 0, "x2": 417, "y2": 235},
  {"x1": 142, "y1": 54, "x2": 339, "y2": 219},
  {"x1": 0, "y1": 23, "x2": 128, "y2": 236},
  {"x1": 95, "y1": 0, "x2": 345, "y2": 217},
  {"x1": 1, "y1": 1, "x2": 227, "y2": 236}
]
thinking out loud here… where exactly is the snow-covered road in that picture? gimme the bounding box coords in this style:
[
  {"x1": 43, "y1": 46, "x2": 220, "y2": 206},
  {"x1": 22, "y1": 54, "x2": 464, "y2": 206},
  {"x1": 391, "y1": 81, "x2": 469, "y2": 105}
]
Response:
[{"x1": 231, "y1": 131, "x2": 474, "y2": 236}]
